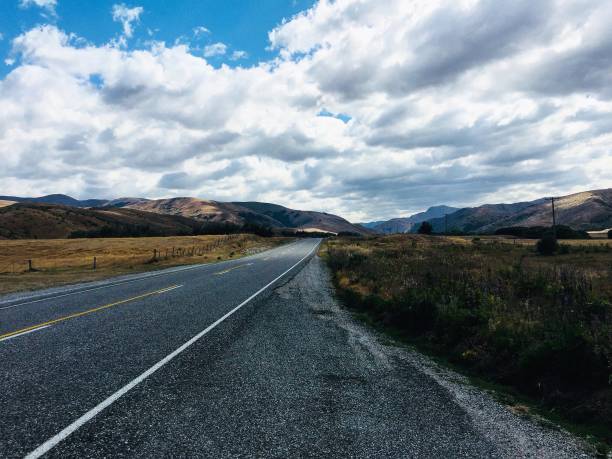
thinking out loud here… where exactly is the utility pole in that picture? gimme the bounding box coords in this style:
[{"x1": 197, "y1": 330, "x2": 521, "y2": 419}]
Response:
[
  {"x1": 550, "y1": 197, "x2": 557, "y2": 241},
  {"x1": 445, "y1": 214, "x2": 448, "y2": 235}
]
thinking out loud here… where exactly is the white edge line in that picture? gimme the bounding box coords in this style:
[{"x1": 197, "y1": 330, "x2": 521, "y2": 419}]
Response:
[
  {"x1": 25, "y1": 240, "x2": 320, "y2": 459},
  {"x1": 0, "y1": 240, "x2": 302, "y2": 310},
  {"x1": 0, "y1": 325, "x2": 52, "y2": 342}
]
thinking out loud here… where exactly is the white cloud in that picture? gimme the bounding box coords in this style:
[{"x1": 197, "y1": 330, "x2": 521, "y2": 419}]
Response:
[
  {"x1": 1, "y1": 1, "x2": 612, "y2": 221},
  {"x1": 193, "y1": 26, "x2": 211, "y2": 37},
  {"x1": 112, "y1": 4, "x2": 144, "y2": 38},
  {"x1": 203, "y1": 42, "x2": 227, "y2": 57},
  {"x1": 19, "y1": 0, "x2": 57, "y2": 15},
  {"x1": 20, "y1": 0, "x2": 57, "y2": 8},
  {"x1": 230, "y1": 50, "x2": 248, "y2": 60}
]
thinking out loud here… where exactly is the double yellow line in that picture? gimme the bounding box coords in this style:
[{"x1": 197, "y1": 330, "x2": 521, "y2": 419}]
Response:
[{"x1": 0, "y1": 285, "x2": 181, "y2": 342}]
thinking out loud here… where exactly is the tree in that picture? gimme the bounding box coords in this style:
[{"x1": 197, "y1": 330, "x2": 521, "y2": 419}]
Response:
[
  {"x1": 608, "y1": 230, "x2": 612, "y2": 239},
  {"x1": 418, "y1": 221, "x2": 433, "y2": 235},
  {"x1": 536, "y1": 234, "x2": 559, "y2": 255}
]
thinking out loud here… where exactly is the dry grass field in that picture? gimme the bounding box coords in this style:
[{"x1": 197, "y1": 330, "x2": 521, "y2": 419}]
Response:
[
  {"x1": 0, "y1": 234, "x2": 289, "y2": 294},
  {"x1": 324, "y1": 234, "x2": 612, "y2": 451},
  {"x1": 448, "y1": 234, "x2": 612, "y2": 246}
]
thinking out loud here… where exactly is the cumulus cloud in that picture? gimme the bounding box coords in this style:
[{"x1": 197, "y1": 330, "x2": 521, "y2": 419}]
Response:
[
  {"x1": 193, "y1": 26, "x2": 211, "y2": 37},
  {"x1": 1, "y1": 0, "x2": 612, "y2": 221},
  {"x1": 19, "y1": 0, "x2": 57, "y2": 17},
  {"x1": 20, "y1": 0, "x2": 56, "y2": 9},
  {"x1": 203, "y1": 42, "x2": 227, "y2": 57},
  {"x1": 112, "y1": 4, "x2": 143, "y2": 38},
  {"x1": 230, "y1": 50, "x2": 248, "y2": 61}
]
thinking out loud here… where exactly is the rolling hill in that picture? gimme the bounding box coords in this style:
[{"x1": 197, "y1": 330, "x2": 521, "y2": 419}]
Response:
[
  {"x1": 427, "y1": 189, "x2": 612, "y2": 233},
  {"x1": 122, "y1": 198, "x2": 370, "y2": 235},
  {"x1": 0, "y1": 194, "x2": 109, "y2": 208},
  {"x1": 0, "y1": 195, "x2": 370, "y2": 238},
  {"x1": 0, "y1": 200, "x2": 16, "y2": 208},
  {"x1": 0, "y1": 203, "x2": 204, "y2": 239}
]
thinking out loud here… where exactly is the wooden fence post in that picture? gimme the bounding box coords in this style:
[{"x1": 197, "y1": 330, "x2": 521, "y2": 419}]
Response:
[
  {"x1": 93, "y1": 257, "x2": 97, "y2": 270},
  {"x1": 27, "y1": 259, "x2": 33, "y2": 272}
]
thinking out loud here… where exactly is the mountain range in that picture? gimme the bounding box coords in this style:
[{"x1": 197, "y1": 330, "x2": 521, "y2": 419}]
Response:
[
  {"x1": 0, "y1": 195, "x2": 370, "y2": 239},
  {"x1": 428, "y1": 189, "x2": 612, "y2": 233},
  {"x1": 360, "y1": 206, "x2": 458, "y2": 234},
  {"x1": 1, "y1": 188, "x2": 610, "y2": 240},
  {"x1": 361, "y1": 188, "x2": 612, "y2": 234}
]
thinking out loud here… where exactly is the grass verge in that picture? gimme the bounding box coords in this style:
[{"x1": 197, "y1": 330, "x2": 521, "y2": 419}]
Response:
[
  {"x1": 0, "y1": 234, "x2": 290, "y2": 295},
  {"x1": 321, "y1": 235, "x2": 611, "y2": 455}
]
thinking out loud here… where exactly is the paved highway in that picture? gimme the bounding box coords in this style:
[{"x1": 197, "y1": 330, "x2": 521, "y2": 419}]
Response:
[{"x1": 0, "y1": 238, "x2": 591, "y2": 458}]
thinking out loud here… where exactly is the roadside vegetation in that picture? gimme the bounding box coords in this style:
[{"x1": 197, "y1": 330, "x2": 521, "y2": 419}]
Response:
[
  {"x1": 0, "y1": 234, "x2": 289, "y2": 295},
  {"x1": 323, "y1": 234, "x2": 611, "y2": 452}
]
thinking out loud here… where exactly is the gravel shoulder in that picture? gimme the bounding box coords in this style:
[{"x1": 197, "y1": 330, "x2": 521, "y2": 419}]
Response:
[
  {"x1": 35, "y1": 252, "x2": 594, "y2": 458},
  {"x1": 289, "y1": 255, "x2": 594, "y2": 458}
]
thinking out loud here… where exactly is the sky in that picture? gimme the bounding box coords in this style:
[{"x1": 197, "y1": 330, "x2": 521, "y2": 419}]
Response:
[{"x1": 1, "y1": 0, "x2": 611, "y2": 222}]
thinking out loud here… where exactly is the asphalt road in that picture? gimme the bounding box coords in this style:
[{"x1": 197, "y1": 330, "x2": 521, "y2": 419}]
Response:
[{"x1": 0, "y1": 238, "x2": 591, "y2": 458}]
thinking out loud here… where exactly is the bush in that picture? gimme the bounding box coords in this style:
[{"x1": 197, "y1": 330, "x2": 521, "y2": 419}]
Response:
[
  {"x1": 536, "y1": 235, "x2": 559, "y2": 255},
  {"x1": 496, "y1": 225, "x2": 590, "y2": 239},
  {"x1": 325, "y1": 235, "x2": 612, "y2": 437},
  {"x1": 418, "y1": 221, "x2": 433, "y2": 235}
]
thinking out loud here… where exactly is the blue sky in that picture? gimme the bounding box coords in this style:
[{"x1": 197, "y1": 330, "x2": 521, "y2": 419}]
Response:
[
  {"x1": 1, "y1": 0, "x2": 611, "y2": 221},
  {"x1": 0, "y1": 0, "x2": 315, "y2": 76}
]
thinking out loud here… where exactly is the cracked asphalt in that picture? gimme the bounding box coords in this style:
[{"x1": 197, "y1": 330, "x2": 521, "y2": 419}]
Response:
[{"x1": 0, "y1": 239, "x2": 592, "y2": 457}]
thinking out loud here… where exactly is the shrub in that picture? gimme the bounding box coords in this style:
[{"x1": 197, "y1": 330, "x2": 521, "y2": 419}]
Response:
[
  {"x1": 418, "y1": 221, "x2": 433, "y2": 235},
  {"x1": 536, "y1": 234, "x2": 558, "y2": 255},
  {"x1": 496, "y1": 225, "x2": 590, "y2": 239},
  {"x1": 324, "y1": 234, "x2": 612, "y2": 432}
]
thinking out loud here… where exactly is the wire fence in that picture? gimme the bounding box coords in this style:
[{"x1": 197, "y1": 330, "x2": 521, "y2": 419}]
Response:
[{"x1": 0, "y1": 234, "x2": 243, "y2": 275}]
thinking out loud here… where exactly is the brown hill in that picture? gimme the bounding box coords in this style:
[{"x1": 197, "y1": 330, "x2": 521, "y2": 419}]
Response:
[
  {"x1": 0, "y1": 200, "x2": 16, "y2": 208},
  {"x1": 0, "y1": 203, "x2": 203, "y2": 239},
  {"x1": 124, "y1": 198, "x2": 370, "y2": 235},
  {"x1": 0, "y1": 194, "x2": 108, "y2": 207},
  {"x1": 428, "y1": 188, "x2": 612, "y2": 233}
]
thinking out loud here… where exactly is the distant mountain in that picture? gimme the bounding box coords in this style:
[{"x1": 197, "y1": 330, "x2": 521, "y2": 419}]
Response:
[
  {"x1": 427, "y1": 189, "x2": 612, "y2": 233},
  {"x1": 363, "y1": 205, "x2": 459, "y2": 234},
  {"x1": 0, "y1": 194, "x2": 108, "y2": 208},
  {"x1": 358, "y1": 221, "x2": 384, "y2": 229},
  {"x1": 124, "y1": 198, "x2": 370, "y2": 235},
  {"x1": 0, "y1": 194, "x2": 369, "y2": 236},
  {"x1": 0, "y1": 203, "x2": 204, "y2": 239}
]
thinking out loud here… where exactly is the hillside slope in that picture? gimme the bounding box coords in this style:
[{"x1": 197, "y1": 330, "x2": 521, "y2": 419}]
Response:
[
  {"x1": 0, "y1": 194, "x2": 108, "y2": 208},
  {"x1": 363, "y1": 205, "x2": 459, "y2": 234},
  {"x1": 0, "y1": 203, "x2": 203, "y2": 239},
  {"x1": 234, "y1": 201, "x2": 368, "y2": 235},
  {"x1": 124, "y1": 198, "x2": 370, "y2": 235},
  {"x1": 428, "y1": 189, "x2": 612, "y2": 233},
  {"x1": 0, "y1": 200, "x2": 16, "y2": 208}
]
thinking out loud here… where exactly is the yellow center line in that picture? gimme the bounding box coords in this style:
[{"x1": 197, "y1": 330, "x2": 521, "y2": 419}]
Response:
[
  {"x1": 214, "y1": 263, "x2": 253, "y2": 275},
  {"x1": 0, "y1": 285, "x2": 182, "y2": 341}
]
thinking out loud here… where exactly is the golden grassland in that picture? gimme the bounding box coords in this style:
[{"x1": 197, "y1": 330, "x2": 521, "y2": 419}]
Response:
[
  {"x1": 0, "y1": 234, "x2": 289, "y2": 295},
  {"x1": 446, "y1": 234, "x2": 612, "y2": 245}
]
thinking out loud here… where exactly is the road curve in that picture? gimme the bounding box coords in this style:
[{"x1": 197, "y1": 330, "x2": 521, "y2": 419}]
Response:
[{"x1": 0, "y1": 238, "x2": 591, "y2": 458}]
